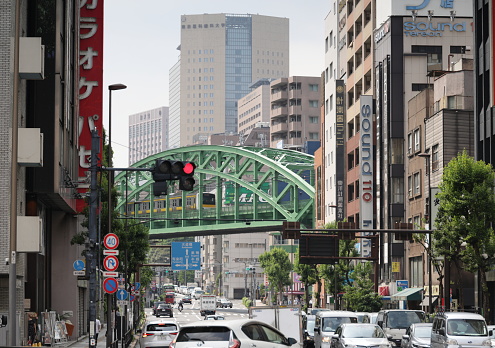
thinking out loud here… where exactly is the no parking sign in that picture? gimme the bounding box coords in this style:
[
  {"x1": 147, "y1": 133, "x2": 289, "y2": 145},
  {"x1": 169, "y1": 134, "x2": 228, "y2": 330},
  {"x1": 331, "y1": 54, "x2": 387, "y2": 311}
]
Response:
[{"x1": 103, "y1": 278, "x2": 118, "y2": 294}]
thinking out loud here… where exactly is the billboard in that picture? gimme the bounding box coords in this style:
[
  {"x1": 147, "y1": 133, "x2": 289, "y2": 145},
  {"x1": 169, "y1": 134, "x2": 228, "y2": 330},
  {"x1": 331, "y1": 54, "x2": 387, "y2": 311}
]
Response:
[
  {"x1": 335, "y1": 80, "x2": 345, "y2": 221},
  {"x1": 78, "y1": 0, "x2": 104, "y2": 212}
]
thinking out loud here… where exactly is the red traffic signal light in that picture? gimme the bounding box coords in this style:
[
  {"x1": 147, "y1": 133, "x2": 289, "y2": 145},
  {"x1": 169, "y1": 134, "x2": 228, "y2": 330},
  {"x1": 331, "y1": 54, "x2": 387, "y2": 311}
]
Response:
[
  {"x1": 153, "y1": 160, "x2": 196, "y2": 193},
  {"x1": 183, "y1": 162, "x2": 195, "y2": 175}
]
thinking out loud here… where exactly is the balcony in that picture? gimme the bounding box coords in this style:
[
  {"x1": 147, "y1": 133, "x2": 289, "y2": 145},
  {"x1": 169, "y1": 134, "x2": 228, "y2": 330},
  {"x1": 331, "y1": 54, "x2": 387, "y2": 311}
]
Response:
[
  {"x1": 271, "y1": 90, "x2": 288, "y2": 102},
  {"x1": 289, "y1": 105, "x2": 302, "y2": 115},
  {"x1": 271, "y1": 121, "x2": 288, "y2": 134},
  {"x1": 288, "y1": 89, "x2": 302, "y2": 99},
  {"x1": 270, "y1": 106, "x2": 288, "y2": 118}
]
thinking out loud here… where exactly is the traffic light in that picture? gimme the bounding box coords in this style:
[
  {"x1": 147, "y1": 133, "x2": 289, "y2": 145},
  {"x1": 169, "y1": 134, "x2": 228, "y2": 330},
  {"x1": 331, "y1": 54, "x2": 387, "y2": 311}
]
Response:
[{"x1": 152, "y1": 160, "x2": 196, "y2": 195}]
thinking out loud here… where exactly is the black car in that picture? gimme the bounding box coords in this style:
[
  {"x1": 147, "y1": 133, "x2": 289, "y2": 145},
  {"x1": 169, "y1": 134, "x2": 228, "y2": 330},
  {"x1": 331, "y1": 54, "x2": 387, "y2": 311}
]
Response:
[
  {"x1": 156, "y1": 304, "x2": 173, "y2": 317},
  {"x1": 182, "y1": 296, "x2": 192, "y2": 304},
  {"x1": 152, "y1": 301, "x2": 165, "y2": 315}
]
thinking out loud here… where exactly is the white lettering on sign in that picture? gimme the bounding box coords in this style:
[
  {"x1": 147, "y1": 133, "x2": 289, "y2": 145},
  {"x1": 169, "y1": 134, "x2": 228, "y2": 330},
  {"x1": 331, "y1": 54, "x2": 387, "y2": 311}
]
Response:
[
  {"x1": 375, "y1": 20, "x2": 390, "y2": 43},
  {"x1": 403, "y1": 21, "x2": 467, "y2": 37}
]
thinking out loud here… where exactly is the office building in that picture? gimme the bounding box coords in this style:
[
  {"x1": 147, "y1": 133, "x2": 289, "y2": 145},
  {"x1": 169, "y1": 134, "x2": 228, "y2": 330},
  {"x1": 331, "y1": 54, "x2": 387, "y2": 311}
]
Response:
[
  {"x1": 238, "y1": 79, "x2": 272, "y2": 137},
  {"x1": 128, "y1": 107, "x2": 169, "y2": 165},
  {"x1": 173, "y1": 13, "x2": 289, "y2": 147}
]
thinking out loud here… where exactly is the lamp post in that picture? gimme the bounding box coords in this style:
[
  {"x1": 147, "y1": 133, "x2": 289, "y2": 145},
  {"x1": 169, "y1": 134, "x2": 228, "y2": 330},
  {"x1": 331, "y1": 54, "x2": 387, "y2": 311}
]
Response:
[
  {"x1": 418, "y1": 152, "x2": 433, "y2": 314},
  {"x1": 107, "y1": 83, "x2": 126, "y2": 348}
]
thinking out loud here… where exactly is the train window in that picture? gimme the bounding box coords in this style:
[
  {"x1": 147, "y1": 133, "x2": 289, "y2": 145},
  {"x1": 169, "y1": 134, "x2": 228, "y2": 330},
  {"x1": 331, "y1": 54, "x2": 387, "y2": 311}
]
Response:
[{"x1": 186, "y1": 197, "x2": 194, "y2": 206}]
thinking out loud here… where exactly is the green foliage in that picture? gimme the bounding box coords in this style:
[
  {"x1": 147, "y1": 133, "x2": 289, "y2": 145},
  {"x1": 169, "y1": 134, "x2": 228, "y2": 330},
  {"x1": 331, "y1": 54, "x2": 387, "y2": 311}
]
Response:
[
  {"x1": 177, "y1": 270, "x2": 195, "y2": 284},
  {"x1": 242, "y1": 297, "x2": 252, "y2": 308},
  {"x1": 294, "y1": 248, "x2": 318, "y2": 310},
  {"x1": 342, "y1": 262, "x2": 382, "y2": 312},
  {"x1": 259, "y1": 248, "x2": 293, "y2": 303},
  {"x1": 434, "y1": 151, "x2": 495, "y2": 318}
]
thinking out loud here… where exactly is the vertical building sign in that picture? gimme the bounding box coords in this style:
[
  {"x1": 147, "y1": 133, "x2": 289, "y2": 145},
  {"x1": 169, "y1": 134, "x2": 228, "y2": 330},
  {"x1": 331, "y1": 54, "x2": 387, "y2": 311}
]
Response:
[
  {"x1": 360, "y1": 95, "x2": 374, "y2": 257},
  {"x1": 375, "y1": 63, "x2": 382, "y2": 229},
  {"x1": 492, "y1": 2, "x2": 495, "y2": 106},
  {"x1": 335, "y1": 80, "x2": 345, "y2": 221},
  {"x1": 78, "y1": 0, "x2": 104, "y2": 212}
]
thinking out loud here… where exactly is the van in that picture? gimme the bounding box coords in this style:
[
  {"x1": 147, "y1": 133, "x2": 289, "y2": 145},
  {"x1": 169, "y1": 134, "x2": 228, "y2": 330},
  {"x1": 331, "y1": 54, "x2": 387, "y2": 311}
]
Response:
[
  {"x1": 313, "y1": 311, "x2": 358, "y2": 348},
  {"x1": 376, "y1": 309, "x2": 426, "y2": 347},
  {"x1": 431, "y1": 312, "x2": 492, "y2": 348}
]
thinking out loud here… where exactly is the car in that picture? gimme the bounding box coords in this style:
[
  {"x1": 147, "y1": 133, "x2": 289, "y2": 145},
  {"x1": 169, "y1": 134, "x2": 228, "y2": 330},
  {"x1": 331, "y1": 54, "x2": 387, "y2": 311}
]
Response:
[
  {"x1": 330, "y1": 323, "x2": 392, "y2": 348},
  {"x1": 314, "y1": 311, "x2": 358, "y2": 348},
  {"x1": 204, "y1": 315, "x2": 226, "y2": 320},
  {"x1": 218, "y1": 298, "x2": 233, "y2": 308},
  {"x1": 156, "y1": 303, "x2": 174, "y2": 318},
  {"x1": 169, "y1": 319, "x2": 299, "y2": 348},
  {"x1": 401, "y1": 323, "x2": 432, "y2": 348},
  {"x1": 152, "y1": 301, "x2": 165, "y2": 315},
  {"x1": 302, "y1": 314, "x2": 316, "y2": 348},
  {"x1": 139, "y1": 319, "x2": 179, "y2": 348},
  {"x1": 355, "y1": 312, "x2": 371, "y2": 323},
  {"x1": 431, "y1": 311, "x2": 491, "y2": 348},
  {"x1": 181, "y1": 296, "x2": 192, "y2": 304}
]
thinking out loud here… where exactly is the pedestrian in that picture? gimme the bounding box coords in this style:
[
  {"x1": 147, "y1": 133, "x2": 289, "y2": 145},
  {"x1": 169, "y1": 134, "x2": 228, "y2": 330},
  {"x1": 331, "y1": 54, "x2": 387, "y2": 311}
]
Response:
[
  {"x1": 95, "y1": 318, "x2": 102, "y2": 344},
  {"x1": 27, "y1": 312, "x2": 38, "y2": 346}
]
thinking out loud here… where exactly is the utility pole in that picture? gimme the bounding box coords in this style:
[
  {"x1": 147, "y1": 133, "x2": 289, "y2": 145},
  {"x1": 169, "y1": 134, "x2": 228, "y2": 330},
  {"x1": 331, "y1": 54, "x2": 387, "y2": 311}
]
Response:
[{"x1": 88, "y1": 130, "x2": 99, "y2": 348}]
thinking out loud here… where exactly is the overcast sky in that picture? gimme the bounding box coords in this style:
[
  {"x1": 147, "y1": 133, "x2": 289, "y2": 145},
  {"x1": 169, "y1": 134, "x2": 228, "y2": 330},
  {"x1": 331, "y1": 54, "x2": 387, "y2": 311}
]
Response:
[{"x1": 103, "y1": 0, "x2": 329, "y2": 167}]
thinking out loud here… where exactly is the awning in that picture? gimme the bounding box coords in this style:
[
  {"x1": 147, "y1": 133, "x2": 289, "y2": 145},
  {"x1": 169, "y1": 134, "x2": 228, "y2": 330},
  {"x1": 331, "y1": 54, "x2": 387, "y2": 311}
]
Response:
[
  {"x1": 420, "y1": 296, "x2": 438, "y2": 306},
  {"x1": 391, "y1": 287, "x2": 423, "y2": 301}
]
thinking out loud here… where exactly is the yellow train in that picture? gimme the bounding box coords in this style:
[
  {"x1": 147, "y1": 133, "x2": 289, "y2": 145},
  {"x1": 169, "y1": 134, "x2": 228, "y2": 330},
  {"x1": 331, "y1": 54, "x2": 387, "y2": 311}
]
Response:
[{"x1": 126, "y1": 193, "x2": 215, "y2": 215}]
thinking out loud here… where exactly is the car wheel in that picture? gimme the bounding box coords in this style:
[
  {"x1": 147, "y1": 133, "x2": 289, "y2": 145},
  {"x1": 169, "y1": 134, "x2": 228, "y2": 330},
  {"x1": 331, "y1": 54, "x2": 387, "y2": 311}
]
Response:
[{"x1": 170, "y1": 314, "x2": 174, "y2": 317}]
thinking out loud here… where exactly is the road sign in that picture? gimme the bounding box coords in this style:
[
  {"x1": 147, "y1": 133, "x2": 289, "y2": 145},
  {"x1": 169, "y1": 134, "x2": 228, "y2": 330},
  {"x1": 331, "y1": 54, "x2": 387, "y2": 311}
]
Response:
[
  {"x1": 103, "y1": 250, "x2": 119, "y2": 255},
  {"x1": 103, "y1": 255, "x2": 119, "y2": 272},
  {"x1": 134, "y1": 282, "x2": 141, "y2": 291},
  {"x1": 171, "y1": 242, "x2": 201, "y2": 271},
  {"x1": 103, "y1": 233, "x2": 119, "y2": 250},
  {"x1": 73, "y1": 271, "x2": 85, "y2": 276},
  {"x1": 103, "y1": 278, "x2": 118, "y2": 294},
  {"x1": 103, "y1": 271, "x2": 119, "y2": 277},
  {"x1": 116, "y1": 289, "x2": 128, "y2": 301},
  {"x1": 73, "y1": 260, "x2": 85, "y2": 271},
  {"x1": 130, "y1": 294, "x2": 136, "y2": 302}
]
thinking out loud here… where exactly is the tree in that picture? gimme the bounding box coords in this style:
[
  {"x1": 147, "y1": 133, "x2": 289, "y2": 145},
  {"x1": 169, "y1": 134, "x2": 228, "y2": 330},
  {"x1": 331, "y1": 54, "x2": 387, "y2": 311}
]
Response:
[
  {"x1": 434, "y1": 151, "x2": 495, "y2": 319},
  {"x1": 259, "y1": 248, "x2": 293, "y2": 304},
  {"x1": 293, "y1": 248, "x2": 318, "y2": 311},
  {"x1": 342, "y1": 262, "x2": 382, "y2": 312}
]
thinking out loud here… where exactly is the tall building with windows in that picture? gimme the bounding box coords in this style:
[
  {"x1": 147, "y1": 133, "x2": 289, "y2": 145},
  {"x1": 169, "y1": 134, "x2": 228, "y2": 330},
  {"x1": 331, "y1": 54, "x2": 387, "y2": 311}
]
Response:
[
  {"x1": 128, "y1": 107, "x2": 169, "y2": 165},
  {"x1": 173, "y1": 14, "x2": 289, "y2": 146}
]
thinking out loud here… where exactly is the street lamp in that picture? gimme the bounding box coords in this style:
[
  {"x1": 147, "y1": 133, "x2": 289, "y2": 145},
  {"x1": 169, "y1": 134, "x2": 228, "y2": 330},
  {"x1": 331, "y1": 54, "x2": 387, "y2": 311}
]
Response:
[
  {"x1": 418, "y1": 152, "x2": 433, "y2": 314},
  {"x1": 107, "y1": 83, "x2": 126, "y2": 348}
]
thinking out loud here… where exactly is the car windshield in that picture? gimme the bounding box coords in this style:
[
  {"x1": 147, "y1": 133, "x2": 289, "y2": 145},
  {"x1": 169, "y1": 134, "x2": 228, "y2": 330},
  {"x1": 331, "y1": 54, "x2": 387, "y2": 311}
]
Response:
[
  {"x1": 386, "y1": 311, "x2": 424, "y2": 329},
  {"x1": 322, "y1": 317, "x2": 357, "y2": 332},
  {"x1": 342, "y1": 325, "x2": 384, "y2": 338},
  {"x1": 147, "y1": 323, "x2": 177, "y2": 332},
  {"x1": 447, "y1": 319, "x2": 487, "y2": 336},
  {"x1": 177, "y1": 327, "x2": 232, "y2": 341},
  {"x1": 306, "y1": 319, "x2": 316, "y2": 332},
  {"x1": 158, "y1": 304, "x2": 170, "y2": 309},
  {"x1": 415, "y1": 326, "x2": 432, "y2": 338}
]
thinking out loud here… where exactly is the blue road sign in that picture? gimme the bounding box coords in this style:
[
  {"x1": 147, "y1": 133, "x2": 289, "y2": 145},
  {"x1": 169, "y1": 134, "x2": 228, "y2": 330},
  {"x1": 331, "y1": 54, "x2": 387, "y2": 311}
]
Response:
[
  {"x1": 171, "y1": 242, "x2": 201, "y2": 271},
  {"x1": 134, "y1": 282, "x2": 141, "y2": 291},
  {"x1": 116, "y1": 289, "x2": 128, "y2": 301},
  {"x1": 103, "y1": 278, "x2": 118, "y2": 294},
  {"x1": 73, "y1": 260, "x2": 85, "y2": 271}
]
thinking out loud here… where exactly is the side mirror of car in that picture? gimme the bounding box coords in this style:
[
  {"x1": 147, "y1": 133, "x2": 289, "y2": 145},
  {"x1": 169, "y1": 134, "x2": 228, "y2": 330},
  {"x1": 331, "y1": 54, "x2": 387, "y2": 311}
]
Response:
[
  {"x1": 287, "y1": 337, "x2": 297, "y2": 346},
  {"x1": 331, "y1": 334, "x2": 339, "y2": 339},
  {"x1": 402, "y1": 334, "x2": 409, "y2": 340},
  {"x1": 489, "y1": 330, "x2": 493, "y2": 337},
  {"x1": 439, "y1": 328, "x2": 445, "y2": 336}
]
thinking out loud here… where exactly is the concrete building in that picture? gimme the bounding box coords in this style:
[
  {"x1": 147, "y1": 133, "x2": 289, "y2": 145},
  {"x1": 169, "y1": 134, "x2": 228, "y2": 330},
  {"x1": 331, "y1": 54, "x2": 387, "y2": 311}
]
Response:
[
  {"x1": 128, "y1": 107, "x2": 169, "y2": 165},
  {"x1": 238, "y1": 79, "x2": 272, "y2": 137},
  {"x1": 270, "y1": 76, "x2": 321, "y2": 150},
  {"x1": 373, "y1": 1, "x2": 473, "y2": 285},
  {"x1": 169, "y1": 60, "x2": 181, "y2": 150},
  {"x1": 173, "y1": 14, "x2": 289, "y2": 147}
]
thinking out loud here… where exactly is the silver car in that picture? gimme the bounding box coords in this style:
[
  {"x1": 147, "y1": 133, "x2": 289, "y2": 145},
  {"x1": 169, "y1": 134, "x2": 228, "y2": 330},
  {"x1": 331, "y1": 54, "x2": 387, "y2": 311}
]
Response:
[
  {"x1": 330, "y1": 323, "x2": 392, "y2": 348},
  {"x1": 139, "y1": 319, "x2": 179, "y2": 348},
  {"x1": 401, "y1": 323, "x2": 432, "y2": 348},
  {"x1": 170, "y1": 319, "x2": 298, "y2": 348}
]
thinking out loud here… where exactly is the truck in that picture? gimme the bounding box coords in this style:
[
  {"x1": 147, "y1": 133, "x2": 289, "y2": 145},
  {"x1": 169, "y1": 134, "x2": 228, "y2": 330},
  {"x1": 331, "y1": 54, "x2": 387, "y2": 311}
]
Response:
[
  {"x1": 199, "y1": 294, "x2": 216, "y2": 316},
  {"x1": 249, "y1": 306, "x2": 302, "y2": 344}
]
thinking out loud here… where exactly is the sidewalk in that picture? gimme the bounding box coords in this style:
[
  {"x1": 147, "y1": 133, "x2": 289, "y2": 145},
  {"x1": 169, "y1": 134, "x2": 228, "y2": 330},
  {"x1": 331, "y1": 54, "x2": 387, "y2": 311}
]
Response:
[{"x1": 66, "y1": 327, "x2": 139, "y2": 348}]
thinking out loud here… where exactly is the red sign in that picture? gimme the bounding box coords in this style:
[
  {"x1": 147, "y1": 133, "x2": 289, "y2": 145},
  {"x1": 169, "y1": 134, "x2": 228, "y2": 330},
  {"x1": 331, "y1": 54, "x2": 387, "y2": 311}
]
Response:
[
  {"x1": 103, "y1": 255, "x2": 119, "y2": 272},
  {"x1": 77, "y1": 0, "x2": 104, "y2": 212},
  {"x1": 103, "y1": 278, "x2": 118, "y2": 294},
  {"x1": 103, "y1": 233, "x2": 119, "y2": 250}
]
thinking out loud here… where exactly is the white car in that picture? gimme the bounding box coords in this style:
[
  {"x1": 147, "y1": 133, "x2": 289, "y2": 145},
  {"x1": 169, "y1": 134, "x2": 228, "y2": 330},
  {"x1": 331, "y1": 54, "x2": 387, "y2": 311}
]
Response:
[
  {"x1": 330, "y1": 323, "x2": 392, "y2": 348},
  {"x1": 170, "y1": 319, "x2": 298, "y2": 348},
  {"x1": 139, "y1": 319, "x2": 179, "y2": 348}
]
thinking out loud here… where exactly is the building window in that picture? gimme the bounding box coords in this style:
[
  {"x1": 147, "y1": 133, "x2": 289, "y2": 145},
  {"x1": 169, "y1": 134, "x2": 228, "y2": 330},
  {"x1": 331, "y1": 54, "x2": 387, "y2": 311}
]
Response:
[
  {"x1": 432, "y1": 144, "x2": 439, "y2": 171},
  {"x1": 411, "y1": 45, "x2": 442, "y2": 71},
  {"x1": 309, "y1": 84, "x2": 318, "y2": 91},
  {"x1": 414, "y1": 128, "x2": 421, "y2": 153},
  {"x1": 412, "y1": 83, "x2": 432, "y2": 92},
  {"x1": 408, "y1": 175, "x2": 413, "y2": 198},
  {"x1": 407, "y1": 132, "x2": 413, "y2": 155},
  {"x1": 309, "y1": 132, "x2": 319, "y2": 140},
  {"x1": 309, "y1": 116, "x2": 319, "y2": 124},
  {"x1": 413, "y1": 172, "x2": 421, "y2": 196},
  {"x1": 309, "y1": 100, "x2": 319, "y2": 108},
  {"x1": 450, "y1": 46, "x2": 466, "y2": 54}
]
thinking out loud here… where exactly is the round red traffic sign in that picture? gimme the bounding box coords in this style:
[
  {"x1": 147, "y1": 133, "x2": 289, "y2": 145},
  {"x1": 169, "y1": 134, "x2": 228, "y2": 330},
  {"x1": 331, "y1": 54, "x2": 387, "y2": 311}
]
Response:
[
  {"x1": 103, "y1": 277, "x2": 118, "y2": 294},
  {"x1": 103, "y1": 233, "x2": 119, "y2": 250},
  {"x1": 103, "y1": 255, "x2": 119, "y2": 272}
]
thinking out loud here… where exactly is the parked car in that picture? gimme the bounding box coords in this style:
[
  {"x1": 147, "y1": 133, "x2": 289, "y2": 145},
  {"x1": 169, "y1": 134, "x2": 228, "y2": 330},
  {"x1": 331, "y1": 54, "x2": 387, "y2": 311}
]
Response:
[
  {"x1": 169, "y1": 319, "x2": 299, "y2": 348},
  {"x1": 204, "y1": 315, "x2": 226, "y2": 320},
  {"x1": 302, "y1": 314, "x2": 316, "y2": 348},
  {"x1": 218, "y1": 298, "x2": 233, "y2": 308},
  {"x1": 401, "y1": 323, "x2": 432, "y2": 348},
  {"x1": 156, "y1": 303, "x2": 173, "y2": 318},
  {"x1": 152, "y1": 301, "x2": 165, "y2": 315},
  {"x1": 139, "y1": 319, "x2": 179, "y2": 348},
  {"x1": 182, "y1": 296, "x2": 192, "y2": 304},
  {"x1": 330, "y1": 323, "x2": 392, "y2": 348}
]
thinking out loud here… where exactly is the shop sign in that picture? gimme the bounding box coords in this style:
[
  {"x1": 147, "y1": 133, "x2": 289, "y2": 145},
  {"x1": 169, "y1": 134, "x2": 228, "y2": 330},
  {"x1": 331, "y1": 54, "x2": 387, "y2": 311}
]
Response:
[{"x1": 404, "y1": 21, "x2": 467, "y2": 37}]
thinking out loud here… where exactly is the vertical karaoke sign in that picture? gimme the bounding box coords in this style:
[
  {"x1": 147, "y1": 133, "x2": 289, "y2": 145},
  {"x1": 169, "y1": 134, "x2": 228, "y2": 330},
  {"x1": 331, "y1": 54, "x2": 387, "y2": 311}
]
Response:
[{"x1": 78, "y1": 0, "x2": 104, "y2": 212}]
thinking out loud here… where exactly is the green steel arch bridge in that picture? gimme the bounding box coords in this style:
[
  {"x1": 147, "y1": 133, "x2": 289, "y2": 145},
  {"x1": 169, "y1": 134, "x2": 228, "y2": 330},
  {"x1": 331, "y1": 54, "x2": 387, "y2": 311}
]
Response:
[{"x1": 114, "y1": 145, "x2": 315, "y2": 239}]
